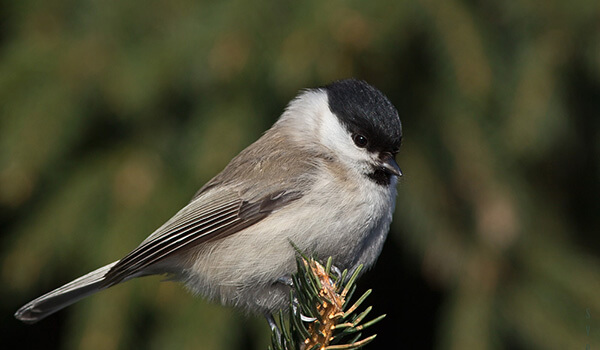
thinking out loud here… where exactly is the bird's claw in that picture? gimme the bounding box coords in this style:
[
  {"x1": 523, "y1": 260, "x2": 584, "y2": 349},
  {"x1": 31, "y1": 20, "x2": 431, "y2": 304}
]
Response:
[
  {"x1": 292, "y1": 296, "x2": 317, "y2": 322},
  {"x1": 330, "y1": 265, "x2": 343, "y2": 281},
  {"x1": 276, "y1": 275, "x2": 293, "y2": 287},
  {"x1": 266, "y1": 314, "x2": 282, "y2": 344}
]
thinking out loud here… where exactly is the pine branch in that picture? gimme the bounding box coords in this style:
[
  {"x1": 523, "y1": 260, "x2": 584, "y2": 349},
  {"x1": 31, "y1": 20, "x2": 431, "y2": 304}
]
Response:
[{"x1": 269, "y1": 256, "x2": 385, "y2": 350}]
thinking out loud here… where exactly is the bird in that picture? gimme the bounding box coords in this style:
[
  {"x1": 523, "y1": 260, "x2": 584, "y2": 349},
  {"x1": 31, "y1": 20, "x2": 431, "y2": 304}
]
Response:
[{"x1": 15, "y1": 78, "x2": 403, "y2": 325}]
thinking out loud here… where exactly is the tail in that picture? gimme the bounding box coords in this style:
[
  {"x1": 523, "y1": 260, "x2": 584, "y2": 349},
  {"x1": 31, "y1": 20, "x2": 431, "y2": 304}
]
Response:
[{"x1": 14, "y1": 261, "x2": 118, "y2": 324}]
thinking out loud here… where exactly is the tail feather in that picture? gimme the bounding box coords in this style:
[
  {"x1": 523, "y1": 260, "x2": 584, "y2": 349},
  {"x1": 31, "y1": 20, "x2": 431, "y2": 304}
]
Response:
[{"x1": 15, "y1": 261, "x2": 118, "y2": 324}]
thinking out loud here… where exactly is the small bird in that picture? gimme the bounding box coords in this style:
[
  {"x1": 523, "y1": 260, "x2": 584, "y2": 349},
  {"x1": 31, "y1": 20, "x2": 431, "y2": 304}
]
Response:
[{"x1": 15, "y1": 78, "x2": 403, "y2": 324}]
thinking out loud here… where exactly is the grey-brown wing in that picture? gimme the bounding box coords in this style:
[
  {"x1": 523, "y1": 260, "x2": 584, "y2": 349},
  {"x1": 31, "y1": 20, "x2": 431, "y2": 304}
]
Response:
[{"x1": 102, "y1": 189, "x2": 302, "y2": 286}]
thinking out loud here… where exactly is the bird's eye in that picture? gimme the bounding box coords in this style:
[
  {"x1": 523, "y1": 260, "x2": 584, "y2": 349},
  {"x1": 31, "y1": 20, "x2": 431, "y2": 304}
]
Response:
[{"x1": 352, "y1": 134, "x2": 368, "y2": 148}]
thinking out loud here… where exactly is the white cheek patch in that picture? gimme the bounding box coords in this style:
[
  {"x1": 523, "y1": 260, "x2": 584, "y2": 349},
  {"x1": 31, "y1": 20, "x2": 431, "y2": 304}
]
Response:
[
  {"x1": 318, "y1": 109, "x2": 352, "y2": 151},
  {"x1": 277, "y1": 89, "x2": 374, "y2": 171},
  {"x1": 317, "y1": 103, "x2": 371, "y2": 165}
]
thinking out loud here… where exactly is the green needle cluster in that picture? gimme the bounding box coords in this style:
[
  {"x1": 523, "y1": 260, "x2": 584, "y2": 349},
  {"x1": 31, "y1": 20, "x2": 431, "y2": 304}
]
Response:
[{"x1": 269, "y1": 256, "x2": 385, "y2": 350}]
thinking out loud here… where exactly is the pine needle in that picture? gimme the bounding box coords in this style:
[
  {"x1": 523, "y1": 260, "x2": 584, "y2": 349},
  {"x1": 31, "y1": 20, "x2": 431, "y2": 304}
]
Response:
[{"x1": 268, "y1": 255, "x2": 385, "y2": 350}]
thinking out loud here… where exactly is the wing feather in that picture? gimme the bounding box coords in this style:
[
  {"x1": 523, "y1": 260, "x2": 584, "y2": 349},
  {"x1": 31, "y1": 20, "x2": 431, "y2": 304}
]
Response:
[{"x1": 102, "y1": 189, "x2": 302, "y2": 286}]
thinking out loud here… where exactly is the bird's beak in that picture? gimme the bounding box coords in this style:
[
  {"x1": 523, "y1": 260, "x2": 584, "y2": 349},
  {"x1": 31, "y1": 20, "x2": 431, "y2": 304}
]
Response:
[{"x1": 378, "y1": 153, "x2": 402, "y2": 177}]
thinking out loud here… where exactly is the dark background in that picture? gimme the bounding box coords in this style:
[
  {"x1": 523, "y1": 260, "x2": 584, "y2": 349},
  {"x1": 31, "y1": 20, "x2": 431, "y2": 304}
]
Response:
[{"x1": 1, "y1": 1, "x2": 599, "y2": 349}]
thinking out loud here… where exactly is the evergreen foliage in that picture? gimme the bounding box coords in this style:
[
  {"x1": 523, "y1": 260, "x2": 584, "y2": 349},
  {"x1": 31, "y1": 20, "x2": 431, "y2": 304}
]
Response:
[{"x1": 269, "y1": 256, "x2": 384, "y2": 350}]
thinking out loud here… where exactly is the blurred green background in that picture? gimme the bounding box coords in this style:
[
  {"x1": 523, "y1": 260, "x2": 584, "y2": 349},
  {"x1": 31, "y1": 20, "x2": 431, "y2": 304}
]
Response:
[{"x1": 1, "y1": 0, "x2": 600, "y2": 349}]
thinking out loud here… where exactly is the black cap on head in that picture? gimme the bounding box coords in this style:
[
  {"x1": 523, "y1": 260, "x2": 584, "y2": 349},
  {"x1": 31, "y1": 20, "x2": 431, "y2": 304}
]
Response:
[{"x1": 324, "y1": 79, "x2": 402, "y2": 154}]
